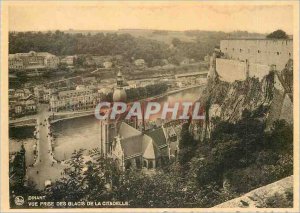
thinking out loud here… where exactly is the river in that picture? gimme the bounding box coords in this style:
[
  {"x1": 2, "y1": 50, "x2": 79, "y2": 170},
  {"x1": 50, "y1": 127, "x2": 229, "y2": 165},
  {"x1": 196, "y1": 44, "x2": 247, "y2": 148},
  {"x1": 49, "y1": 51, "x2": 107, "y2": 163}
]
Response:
[{"x1": 10, "y1": 86, "x2": 205, "y2": 161}]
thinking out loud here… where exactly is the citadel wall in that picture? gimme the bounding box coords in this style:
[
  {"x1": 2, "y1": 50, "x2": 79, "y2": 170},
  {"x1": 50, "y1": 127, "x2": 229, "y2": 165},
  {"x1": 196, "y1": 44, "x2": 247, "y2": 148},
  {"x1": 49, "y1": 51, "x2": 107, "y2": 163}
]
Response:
[
  {"x1": 220, "y1": 39, "x2": 293, "y2": 70},
  {"x1": 216, "y1": 58, "x2": 270, "y2": 82}
]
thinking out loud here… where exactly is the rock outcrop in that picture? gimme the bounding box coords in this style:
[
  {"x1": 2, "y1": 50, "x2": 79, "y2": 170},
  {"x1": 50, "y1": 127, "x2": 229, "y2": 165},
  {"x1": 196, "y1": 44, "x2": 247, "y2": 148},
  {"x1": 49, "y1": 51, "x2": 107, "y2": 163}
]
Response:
[{"x1": 196, "y1": 59, "x2": 293, "y2": 140}]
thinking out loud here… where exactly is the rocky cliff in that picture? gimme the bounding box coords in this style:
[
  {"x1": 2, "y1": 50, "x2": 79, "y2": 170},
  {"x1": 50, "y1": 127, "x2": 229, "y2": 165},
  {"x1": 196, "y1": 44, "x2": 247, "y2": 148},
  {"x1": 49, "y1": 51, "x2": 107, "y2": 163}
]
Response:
[{"x1": 198, "y1": 59, "x2": 293, "y2": 139}]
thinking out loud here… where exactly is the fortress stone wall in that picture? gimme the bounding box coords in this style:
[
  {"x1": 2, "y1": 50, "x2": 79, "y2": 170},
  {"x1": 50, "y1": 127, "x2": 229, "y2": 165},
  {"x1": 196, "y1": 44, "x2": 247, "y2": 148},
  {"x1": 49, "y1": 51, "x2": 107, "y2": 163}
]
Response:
[
  {"x1": 215, "y1": 58, "x2": 246, "y2": 82},
  {"x1": 216, "y1": 58, "x2": 270, "y2": 82},
  {"x1": 248, "y1": 62, "x2": 270, "y2": 80},
  {"x1": 220, "y1": 39, "x2": 293, "y2": 70}
]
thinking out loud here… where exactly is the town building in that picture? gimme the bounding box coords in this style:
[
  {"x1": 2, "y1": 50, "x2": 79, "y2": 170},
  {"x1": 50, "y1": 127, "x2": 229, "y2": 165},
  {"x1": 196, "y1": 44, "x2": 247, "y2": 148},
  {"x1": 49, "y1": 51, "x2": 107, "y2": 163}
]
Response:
[
  {"x1": 42, "y1": 88, "x2": 57, "y2": 103},
  {"x1": 92, "y1": 56, "x2": 112, "y2": 66},
  {"x1": 84, "y1": 55, "x2": 119, "y2": 67},
  {"x1": 103, "y1": 61, "x2": 113, "y2": 69},
  {"x1": 126, "y1": 80, "x2": 138, "y2": 89},
  {"x1": 175, "y1": 72, "x2": 207, "y2": 86},
  {"x1": 49, "y1": 87, "x2": 99, "y2": 112},
  {"x1": 8, "y1": 55, "x2": 24, "y2": 69},
  {"x1": 134, "y1": 59, "x2": 146, "y2": 67},
  {"x1": 14, "y1": 88, "x2": 32, "y2": 99},
  {"x1": 60, "y1": 56, "x2": 76, "y2": 66},
  {"x1": 9, "y1": 89, "x2": 37, "y2": 118},
  {"x1": 33, "y1": 85, "x2": 46, "y2": 101},
  {"x1": 98, "y1": 87, "x2": 113, "y2": 95},
  {"x1": 9, "y1": 51, "x2": 59, "y2": 70}
]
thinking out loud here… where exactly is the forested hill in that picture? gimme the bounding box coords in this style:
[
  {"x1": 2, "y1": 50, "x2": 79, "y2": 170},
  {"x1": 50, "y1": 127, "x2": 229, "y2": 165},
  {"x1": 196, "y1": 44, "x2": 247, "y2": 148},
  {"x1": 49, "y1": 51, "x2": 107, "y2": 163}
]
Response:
[
  {"x1": 63, "y1": 29, "x2": 265, "y2": 44},
  {"x1": 9, "y1": 30, "x2": 264, "y2": 67}
]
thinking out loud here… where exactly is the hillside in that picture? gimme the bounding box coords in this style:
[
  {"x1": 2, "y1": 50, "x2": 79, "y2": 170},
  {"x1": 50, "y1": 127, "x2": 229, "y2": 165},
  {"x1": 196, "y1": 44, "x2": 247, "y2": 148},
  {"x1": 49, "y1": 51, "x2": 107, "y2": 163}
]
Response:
[
  {"x1": 183, "y1": 59, "x2": 294, "y2": 207},
  {"x1": 9, "y1": 30, "x2": 266, "y2": 68},
  {"x1": 62, "y1": 29, "x2": 265, "y2": 45}
]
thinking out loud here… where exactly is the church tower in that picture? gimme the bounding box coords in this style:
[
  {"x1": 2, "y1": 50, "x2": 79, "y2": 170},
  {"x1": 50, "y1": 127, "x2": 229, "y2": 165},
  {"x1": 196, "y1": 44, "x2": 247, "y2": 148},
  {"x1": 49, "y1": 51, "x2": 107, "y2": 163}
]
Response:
[
  {"x1": 100, "y1": 70, "x2": 127, "y2": 157},
  {"x1": 113, "y1": 70, "x2": 127, "y2": 102}
]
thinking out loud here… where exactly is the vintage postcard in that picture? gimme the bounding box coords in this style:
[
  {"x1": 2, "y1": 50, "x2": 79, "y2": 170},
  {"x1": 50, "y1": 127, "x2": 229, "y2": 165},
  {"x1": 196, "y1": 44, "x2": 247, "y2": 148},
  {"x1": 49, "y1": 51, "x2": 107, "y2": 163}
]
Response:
[{"x1": 1, "y1": 1, "x2": 299, "y2": 212}]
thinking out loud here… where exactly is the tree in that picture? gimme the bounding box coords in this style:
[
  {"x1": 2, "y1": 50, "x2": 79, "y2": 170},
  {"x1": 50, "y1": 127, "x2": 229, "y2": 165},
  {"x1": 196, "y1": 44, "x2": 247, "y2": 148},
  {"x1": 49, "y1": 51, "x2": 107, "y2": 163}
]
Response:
[
  {"x1": 115, "y1": 169, "x2": 198, "y2": 208},
  {"x1": 171, "y1": 38, "x2": 181, "y2": 47},
  {"x1": 264, "y1": 120, "x2": 293, "y2": 153},
  {"x1": 126, "y1": 83, "x2": 168, "y2": 102},
  {"x1": 10, "y1": 144, "x2": 43, "y2": 208},
  {"x1": 178, "y1": 123, "x2": 197, "y2": 166},
  {"x1": 46, "y1": 149, "x2": 121, "y2": 202},
  {"x1": 57, "y1": 63, "x2": 68, "y2": 71},
  {"x1": 266, "y1": 30, "x2": 289, "y2": 39}
]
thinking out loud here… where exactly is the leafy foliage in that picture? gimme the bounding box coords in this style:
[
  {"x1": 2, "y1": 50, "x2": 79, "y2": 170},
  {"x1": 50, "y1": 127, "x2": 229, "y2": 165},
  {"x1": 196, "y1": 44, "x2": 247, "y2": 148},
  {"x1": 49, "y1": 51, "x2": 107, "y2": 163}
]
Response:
[
  {"x1": 190, "y1": 117, "x2": 293, "y2": 195},
  {"x1": 46, "y1": 149, "x2": 120, "y2": 202},
  {"x1": 126, "y1": 83, "x2": 168, "y2": 102},
  {"x1": 10, "y1": 145, "x2": 42, "y2": 208},
  {"x1": 266, "y1": 30, "x2": 289, "y2": 39},
  {"x1": 178, "y1": 122, "x2": 197, "y2": 166}
]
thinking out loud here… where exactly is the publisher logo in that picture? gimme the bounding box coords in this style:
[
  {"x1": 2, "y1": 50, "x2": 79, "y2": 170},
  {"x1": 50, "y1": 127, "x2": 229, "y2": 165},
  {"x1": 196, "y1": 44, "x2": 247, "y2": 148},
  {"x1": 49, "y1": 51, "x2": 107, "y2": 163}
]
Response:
[{"x1": 14, "y1": 196, "x2": 24, "y2": 206}]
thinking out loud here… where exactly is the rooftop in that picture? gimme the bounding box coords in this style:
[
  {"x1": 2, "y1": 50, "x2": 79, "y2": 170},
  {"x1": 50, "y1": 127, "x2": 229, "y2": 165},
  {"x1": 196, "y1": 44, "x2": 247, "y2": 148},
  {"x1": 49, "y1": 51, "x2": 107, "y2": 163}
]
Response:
[
  {"x1": 118, "y1": 122, "x2": 157, "y2": 159},
  {"x1": 10, "y1": 51, "x2": 57, "y2": 57},
  {"x1": 146, "y1": 127, "x2": 167, "y2": 148}
]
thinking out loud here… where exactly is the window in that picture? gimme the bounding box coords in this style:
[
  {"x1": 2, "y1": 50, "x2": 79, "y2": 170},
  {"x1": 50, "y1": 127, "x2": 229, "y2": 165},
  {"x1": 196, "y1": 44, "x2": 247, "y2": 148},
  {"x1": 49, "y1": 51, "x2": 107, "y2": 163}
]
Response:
[
  {"x1": 258, "y1": 50, "x2": 261, "y2": 53},
  {"x1": 277, "y1": 52, "x2": 280, "y2": 55},
  {"x1": 240, "y1": 49, "x2": 242, "y2": 53},
  {"x1": 289, "y1": 52, "x2": 291, "y2": 57}
]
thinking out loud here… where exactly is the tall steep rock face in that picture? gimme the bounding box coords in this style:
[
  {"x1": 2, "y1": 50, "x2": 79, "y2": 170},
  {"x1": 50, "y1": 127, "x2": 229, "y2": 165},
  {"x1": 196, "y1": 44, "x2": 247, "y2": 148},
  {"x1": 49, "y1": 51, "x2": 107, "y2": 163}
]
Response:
[{"x1": 199, "y1": 59, "x2": 293, "y2": 139}]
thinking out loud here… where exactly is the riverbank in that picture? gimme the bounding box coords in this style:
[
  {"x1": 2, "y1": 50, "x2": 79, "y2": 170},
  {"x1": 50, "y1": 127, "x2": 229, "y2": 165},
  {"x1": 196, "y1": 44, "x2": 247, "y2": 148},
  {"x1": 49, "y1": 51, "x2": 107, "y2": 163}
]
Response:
[{"x1": 145, "y1": 83, "x2": 206, "y2": 102}]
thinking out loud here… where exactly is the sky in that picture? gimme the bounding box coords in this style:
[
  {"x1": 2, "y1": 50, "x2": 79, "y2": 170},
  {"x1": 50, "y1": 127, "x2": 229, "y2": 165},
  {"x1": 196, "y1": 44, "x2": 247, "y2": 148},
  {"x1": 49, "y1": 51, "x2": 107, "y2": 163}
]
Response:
[{"x1": 8, "y1": 2, "x2": 294, "y2": 34}]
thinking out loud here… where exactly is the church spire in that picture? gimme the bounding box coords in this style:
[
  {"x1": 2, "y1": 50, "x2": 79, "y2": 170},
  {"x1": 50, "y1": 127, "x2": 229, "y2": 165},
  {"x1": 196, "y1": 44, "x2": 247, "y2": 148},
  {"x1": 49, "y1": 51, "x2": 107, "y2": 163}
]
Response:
[
  {"x1": 116, "y1": 70, "x2": 124, "y2": 89},
  {"x1": 113, "y1": 70, "x2": 127, "y2": 102}
]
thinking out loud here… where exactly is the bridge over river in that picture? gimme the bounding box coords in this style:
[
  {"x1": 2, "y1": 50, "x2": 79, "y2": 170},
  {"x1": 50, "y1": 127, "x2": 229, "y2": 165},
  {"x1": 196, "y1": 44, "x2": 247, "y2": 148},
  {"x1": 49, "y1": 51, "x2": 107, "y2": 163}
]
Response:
[{"x1": 25, "y1": 104, "x2": 66, "y2": 189}]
